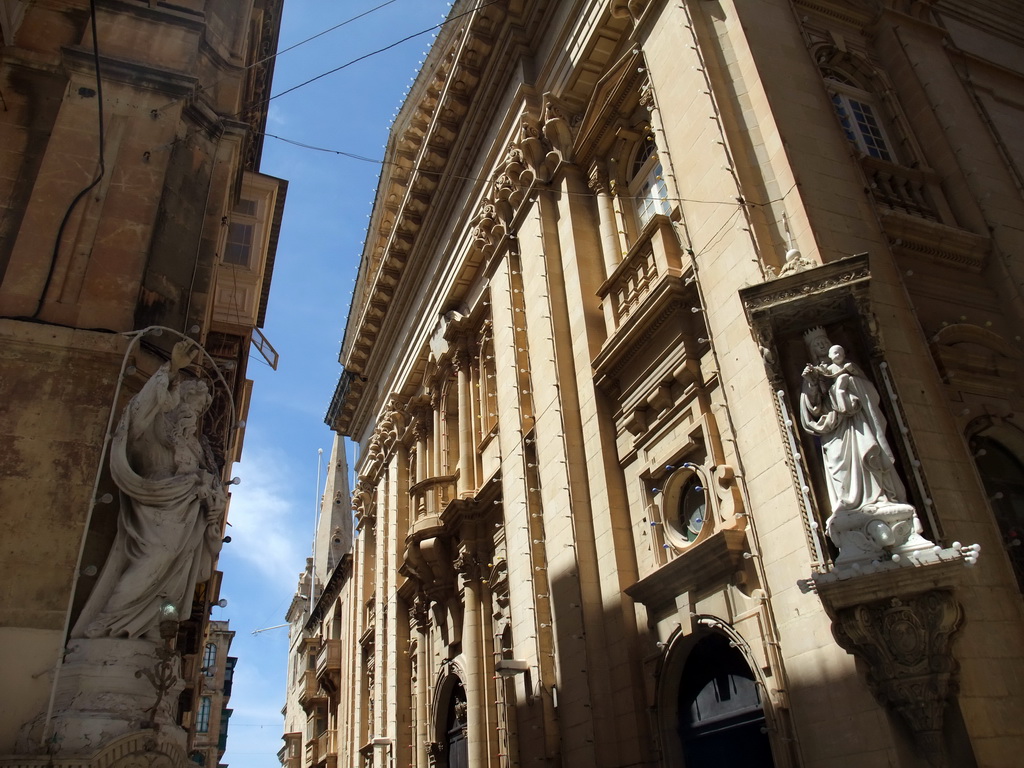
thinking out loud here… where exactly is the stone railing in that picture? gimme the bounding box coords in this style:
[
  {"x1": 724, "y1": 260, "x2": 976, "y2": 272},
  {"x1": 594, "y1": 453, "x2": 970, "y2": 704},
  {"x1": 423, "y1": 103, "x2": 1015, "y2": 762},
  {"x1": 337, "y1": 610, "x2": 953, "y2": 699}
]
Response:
[
  {"x1": 409, "y1": 474, "x2": 457, "y2": 519},
  {"x1": 297, "y1": 668, "x2": 323, "y2": 707},
  {"x1": 599, "y1": 214, "x2": 684, "y2": 332},
  {"x1": 316, "y1": 638, "x2": 342, "y2": 684},
  {"x1": 861, "y1": 156, "x2": 945, "y2": 222},
  {"x1": 318, "y1": 729, "x2": 337, "y2": 759}
]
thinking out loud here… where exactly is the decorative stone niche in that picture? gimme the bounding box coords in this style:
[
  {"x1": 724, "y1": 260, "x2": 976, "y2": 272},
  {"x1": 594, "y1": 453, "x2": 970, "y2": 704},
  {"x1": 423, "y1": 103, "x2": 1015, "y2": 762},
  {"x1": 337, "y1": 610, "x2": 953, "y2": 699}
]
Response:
[
  {"x1": 740, "y1": 253, "x2": 978, "y2": 766},
  {"x1": 740, "y1": 253, "x2": 942, "y2": 571}
]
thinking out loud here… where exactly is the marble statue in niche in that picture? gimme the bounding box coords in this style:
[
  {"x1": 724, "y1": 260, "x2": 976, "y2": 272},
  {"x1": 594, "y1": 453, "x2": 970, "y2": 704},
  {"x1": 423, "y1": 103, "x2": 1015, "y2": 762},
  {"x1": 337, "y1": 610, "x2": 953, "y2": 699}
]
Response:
[
  {"x1": 799, "y1": 327, "x2": 932, "y2": 568},
  {"x1": 72, "y1": 341, "x2": 226, "y2": 639}
]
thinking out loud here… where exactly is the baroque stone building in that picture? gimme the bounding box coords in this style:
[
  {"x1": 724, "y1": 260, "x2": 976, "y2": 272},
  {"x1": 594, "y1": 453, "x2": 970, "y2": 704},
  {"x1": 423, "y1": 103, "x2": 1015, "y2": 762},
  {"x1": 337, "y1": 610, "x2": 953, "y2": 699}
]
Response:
[
  {"x1": 310, "y1": 0, "x2": 1024, "y2": 767},
  {"x1": 0, "y1": 2, "x2": 286, "y2": 767},
  {"x1": 281, "y1": 435, "x2": 352, "y2": 768},
  {"x1": 192, "y1": 621, "x2": 238, "y2": 768}
]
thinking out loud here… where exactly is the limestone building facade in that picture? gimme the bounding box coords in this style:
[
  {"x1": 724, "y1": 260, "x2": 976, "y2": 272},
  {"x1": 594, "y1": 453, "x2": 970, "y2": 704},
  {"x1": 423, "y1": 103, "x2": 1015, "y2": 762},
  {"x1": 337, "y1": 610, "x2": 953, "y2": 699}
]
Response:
[
  {"x1": 281, "y1": 435, "x2": 353, "y2": 768},
  {"x1": 0, "y1": 2, "x2": 286, "y2": 767},
  {"x1": 192, "y1": 620, "x2": 238, "y2": 768},
  {"x1": 321, "y1": 0, "x2": 1024, "y2": 767}
]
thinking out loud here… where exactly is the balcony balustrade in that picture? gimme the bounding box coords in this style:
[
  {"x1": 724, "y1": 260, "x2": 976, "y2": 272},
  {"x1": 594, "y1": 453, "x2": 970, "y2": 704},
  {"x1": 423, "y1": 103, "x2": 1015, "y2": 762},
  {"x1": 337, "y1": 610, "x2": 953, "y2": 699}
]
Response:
[
  {"x1": 861, "y1": 156, "x2": 945, "y2": 222},
  {"x1": 599, "y1": 214, "x2": 685, "y2": 334},
  {"x1": 315, "y1": 638, "x2": 342, "y2": 690},
  {"x1": 409, "y1": 474, "x2": 457, "y2": 521},
  {"x1": 297, "y1": 668, "x2": 325, "y2": 707}
]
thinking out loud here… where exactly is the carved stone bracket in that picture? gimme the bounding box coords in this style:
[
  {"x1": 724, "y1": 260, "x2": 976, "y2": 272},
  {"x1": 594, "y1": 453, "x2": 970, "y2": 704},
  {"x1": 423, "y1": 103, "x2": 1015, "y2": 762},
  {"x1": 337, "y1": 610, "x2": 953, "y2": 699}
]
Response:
[{"x1": 815, "y1": 561, "x2": 966, "y2": 767}]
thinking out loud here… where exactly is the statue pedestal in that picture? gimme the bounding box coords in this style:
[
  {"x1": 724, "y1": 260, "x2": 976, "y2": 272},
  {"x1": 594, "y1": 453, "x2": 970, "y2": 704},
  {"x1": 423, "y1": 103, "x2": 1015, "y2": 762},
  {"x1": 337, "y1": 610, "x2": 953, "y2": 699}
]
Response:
[
  {"x1": 827, "y1": 503, "x2": 935, "y2": 570},
  {"x1": 18, "y1": 638, "x2": 185, "y2": 756},
  {"x1": 812, "y1": 560, "x2": 967, "y2": 768}
]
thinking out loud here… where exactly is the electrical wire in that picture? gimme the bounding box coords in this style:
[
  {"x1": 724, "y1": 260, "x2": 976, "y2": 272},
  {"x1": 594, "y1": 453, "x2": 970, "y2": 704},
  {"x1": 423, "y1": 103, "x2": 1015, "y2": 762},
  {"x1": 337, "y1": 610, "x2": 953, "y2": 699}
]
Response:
[
  {"x1": 260, "y1": 0, "x2": 504, "y2": 108},
  {"x1": 262, "y1": 128, "x2": 797, "y2": 210},
  {"x1": 32, "y1": 0, "x2": 105, "y2": 319},
  {"x1": 150, "y1": 0, "x2": 402, "y2": 117}
]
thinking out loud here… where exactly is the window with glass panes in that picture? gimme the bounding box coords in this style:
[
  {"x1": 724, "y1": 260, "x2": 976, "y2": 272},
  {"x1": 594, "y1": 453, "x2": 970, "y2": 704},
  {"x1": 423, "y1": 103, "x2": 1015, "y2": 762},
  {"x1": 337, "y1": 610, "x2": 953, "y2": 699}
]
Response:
[
  {"x1": 825, "y1": 72, "x2": 894, "y2": 162},
  {"x1": 630, "y1": 133, "x2": 671, "y2": 228},
  {"x1": 223, "y1": 198, "x2": 259, "y2": 267}
]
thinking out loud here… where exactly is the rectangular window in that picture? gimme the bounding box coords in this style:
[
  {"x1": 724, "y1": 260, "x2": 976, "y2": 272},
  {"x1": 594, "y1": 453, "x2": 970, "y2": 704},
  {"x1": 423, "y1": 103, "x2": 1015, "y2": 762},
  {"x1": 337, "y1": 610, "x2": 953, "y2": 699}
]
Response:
[
  {"x1": 224, "y1": 222, "x2": 254, "y2": 266},
  {"x1": 235, "y1": 198, "x2": 258, "y2": 217},
  {"x1": 831, "y1": 92, "x2": 892, "y2": 162},
  {"x1": 202, "y1": 643, "x2": 217, "y2": 675},
  {"x1": 635, "y1": 161, "x2": 671, "y2": 228}
]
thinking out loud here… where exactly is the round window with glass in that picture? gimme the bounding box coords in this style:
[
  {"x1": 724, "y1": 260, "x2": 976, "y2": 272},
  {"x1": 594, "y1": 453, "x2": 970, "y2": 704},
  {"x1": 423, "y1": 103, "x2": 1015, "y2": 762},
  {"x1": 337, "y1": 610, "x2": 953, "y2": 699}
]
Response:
[
  {"x1": 678, "y1": 475, "x2": 707, "y2": 543},
  {"x1": 661, "y1": 467, "x2": 710, "y2": 549}
]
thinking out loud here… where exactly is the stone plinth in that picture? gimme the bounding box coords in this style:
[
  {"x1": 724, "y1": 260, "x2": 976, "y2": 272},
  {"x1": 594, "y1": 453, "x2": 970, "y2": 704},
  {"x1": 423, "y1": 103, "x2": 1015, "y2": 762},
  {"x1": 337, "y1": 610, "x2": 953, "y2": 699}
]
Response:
[{"x1": 17, "y1": 638, "x2": 185, "y2": 757}]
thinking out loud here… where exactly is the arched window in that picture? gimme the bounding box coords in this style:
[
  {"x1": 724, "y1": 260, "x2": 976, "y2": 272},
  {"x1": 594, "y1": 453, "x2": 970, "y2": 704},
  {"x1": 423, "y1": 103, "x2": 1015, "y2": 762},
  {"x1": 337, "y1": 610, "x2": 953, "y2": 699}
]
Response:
[
  {"x1": 678, "y1": 634, "x2": 774, "y2": 766},
  {"x1": 629, "y1": 132, "x2": 670, "y2": 228},
  {"x1": 971, "y1": 435, "x2": 1024, "y2": 592},
  {"x1": 202, "y1": 642, "x2": 217, "y2": 675},
  {"x1": 196, "y1": 696, "x2": 212, "y2": 733},
  {"x1": 823, "y1": 68, "x2": 894, "y2": 162}
]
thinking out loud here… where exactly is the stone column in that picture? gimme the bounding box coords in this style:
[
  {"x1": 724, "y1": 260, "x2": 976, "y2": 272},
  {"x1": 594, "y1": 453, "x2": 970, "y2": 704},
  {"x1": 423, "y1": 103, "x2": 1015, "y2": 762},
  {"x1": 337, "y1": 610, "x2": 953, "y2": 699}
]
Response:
[
  {"x1": 455, "y1": 548, "x2": 485, "y2": 768},
  {"x1": 589, "y1": 162, "x2": 623, "y2": 276},
  {"x1": 413, "y1": 415, "x2": 430, "y2": 516},
  {"x1": 454, "y1": 347, "x2": 474, "y2": 496},
  {"x1": 431, "y1": 388, "x2": 442, "y2": 479},
  {"x1": 413, "y1": 596, "x2": 430, "y2": 768}
]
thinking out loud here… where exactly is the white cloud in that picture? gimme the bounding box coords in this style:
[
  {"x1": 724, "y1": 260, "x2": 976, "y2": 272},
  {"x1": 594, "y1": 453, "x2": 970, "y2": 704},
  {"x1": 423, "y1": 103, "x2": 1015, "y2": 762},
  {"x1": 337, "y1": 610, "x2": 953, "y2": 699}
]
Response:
[
  {"x1": 267, "y1": 103, "x2": 290, "y2": 128},
  {"x1": 224, "y1": 445, "x2": 307, "y2": 588}
]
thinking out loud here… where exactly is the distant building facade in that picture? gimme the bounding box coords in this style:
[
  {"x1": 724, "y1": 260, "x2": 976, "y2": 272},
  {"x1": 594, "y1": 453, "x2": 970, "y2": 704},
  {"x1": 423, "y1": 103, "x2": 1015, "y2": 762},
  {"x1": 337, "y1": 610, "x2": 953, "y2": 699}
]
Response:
[
  {"x1": 319, "y1": 1, "x2": 1024, "y2": 767},
  {"x1": 191, "y1": 621, "x2": 238, "y2": 768},
  {"x1": 0, "y1": 2, "x2": 286, "y2": 767},
  {"x1": 281, "y1": 436, "x2": 353, "y2": 768}
]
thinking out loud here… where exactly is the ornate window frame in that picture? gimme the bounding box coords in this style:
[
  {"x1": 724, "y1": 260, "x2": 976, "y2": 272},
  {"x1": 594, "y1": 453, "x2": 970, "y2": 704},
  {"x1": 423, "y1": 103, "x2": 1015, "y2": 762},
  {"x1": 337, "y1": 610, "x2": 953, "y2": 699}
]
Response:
[
  {"x1": 660, "y1": 463, "x2": 712, "y2": 551},
  {"x1": 628, "y1": 130, "x2": 671, "y2": 230}
]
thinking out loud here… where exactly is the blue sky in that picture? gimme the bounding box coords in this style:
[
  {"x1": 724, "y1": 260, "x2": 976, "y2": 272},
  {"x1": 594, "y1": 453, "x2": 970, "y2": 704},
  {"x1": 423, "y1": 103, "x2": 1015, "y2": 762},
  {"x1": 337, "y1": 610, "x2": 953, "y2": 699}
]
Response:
[{"x1": 214, "y1": 2, "x2": 449, "y2": 764}]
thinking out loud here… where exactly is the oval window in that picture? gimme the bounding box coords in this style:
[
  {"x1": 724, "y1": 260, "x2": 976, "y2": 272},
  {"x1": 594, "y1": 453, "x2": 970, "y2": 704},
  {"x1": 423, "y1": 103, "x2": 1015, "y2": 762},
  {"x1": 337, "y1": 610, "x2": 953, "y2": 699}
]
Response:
[{"x1": 679, "y1": 476, "x2": 707, "y2": 544}]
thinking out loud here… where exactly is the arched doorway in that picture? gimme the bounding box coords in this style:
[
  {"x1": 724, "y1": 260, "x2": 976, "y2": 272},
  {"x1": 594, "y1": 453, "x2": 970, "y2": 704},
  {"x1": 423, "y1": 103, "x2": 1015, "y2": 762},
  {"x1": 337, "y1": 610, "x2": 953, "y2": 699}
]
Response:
[
  {"x1": 442, "y1": 679, "x2": 468, "y2": 768},
  {"x1": 971, "y1": 434, "x2": 1024, "y2": 592},
  {"x1": 677, "y1": 633, "x2": 775, "y2": 766}
]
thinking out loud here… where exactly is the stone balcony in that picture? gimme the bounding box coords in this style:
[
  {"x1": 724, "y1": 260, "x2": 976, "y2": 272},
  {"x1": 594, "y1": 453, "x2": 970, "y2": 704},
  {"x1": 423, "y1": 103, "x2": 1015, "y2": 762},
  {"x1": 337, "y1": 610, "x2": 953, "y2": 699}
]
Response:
[
  {"x1": 860, "y1": 155, "x2": 951, "y2": 223},
  {"x1": 297, "y1": 668, "x2": 325, "y2": 708},
  {"x1": 315, "y1": 638, "x2": 342, "y2": 692},
  {"x1": 409, "y1": 474, "x2": 457, "y2": 522},
  {"x1": 598, "y1": 213, "x2": 685, "y2": 334}
]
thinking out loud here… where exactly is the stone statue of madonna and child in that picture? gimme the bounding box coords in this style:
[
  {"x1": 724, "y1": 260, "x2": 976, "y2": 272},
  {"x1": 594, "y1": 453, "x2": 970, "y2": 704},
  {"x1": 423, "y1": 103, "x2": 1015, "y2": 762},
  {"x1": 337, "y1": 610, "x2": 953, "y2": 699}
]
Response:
[{"x1": 798, "y1": 326, "x2": 932, "y2": 569}]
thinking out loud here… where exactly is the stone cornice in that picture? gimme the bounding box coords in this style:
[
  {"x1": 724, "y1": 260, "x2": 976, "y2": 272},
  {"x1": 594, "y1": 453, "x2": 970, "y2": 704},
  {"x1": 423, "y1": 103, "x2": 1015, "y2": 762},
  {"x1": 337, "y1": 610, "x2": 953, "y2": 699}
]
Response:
[{"x1": 333, "y1": 2, "x2": 505, "y2": 435}]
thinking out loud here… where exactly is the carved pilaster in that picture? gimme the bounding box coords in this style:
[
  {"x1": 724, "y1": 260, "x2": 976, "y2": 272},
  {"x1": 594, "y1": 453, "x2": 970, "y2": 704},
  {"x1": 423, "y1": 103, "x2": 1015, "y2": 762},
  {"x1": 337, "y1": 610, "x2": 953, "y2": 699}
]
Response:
[{"x1": 588, "y1": 162, "x2": 609, "y2": 195}]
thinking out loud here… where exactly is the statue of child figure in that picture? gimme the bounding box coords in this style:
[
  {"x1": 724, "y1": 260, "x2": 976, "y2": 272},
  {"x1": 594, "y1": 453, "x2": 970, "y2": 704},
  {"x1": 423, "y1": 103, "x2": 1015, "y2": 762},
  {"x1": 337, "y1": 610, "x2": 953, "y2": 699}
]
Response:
[{"x1": 810, "y1": 343, "x2": 862, "y2": 414}]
